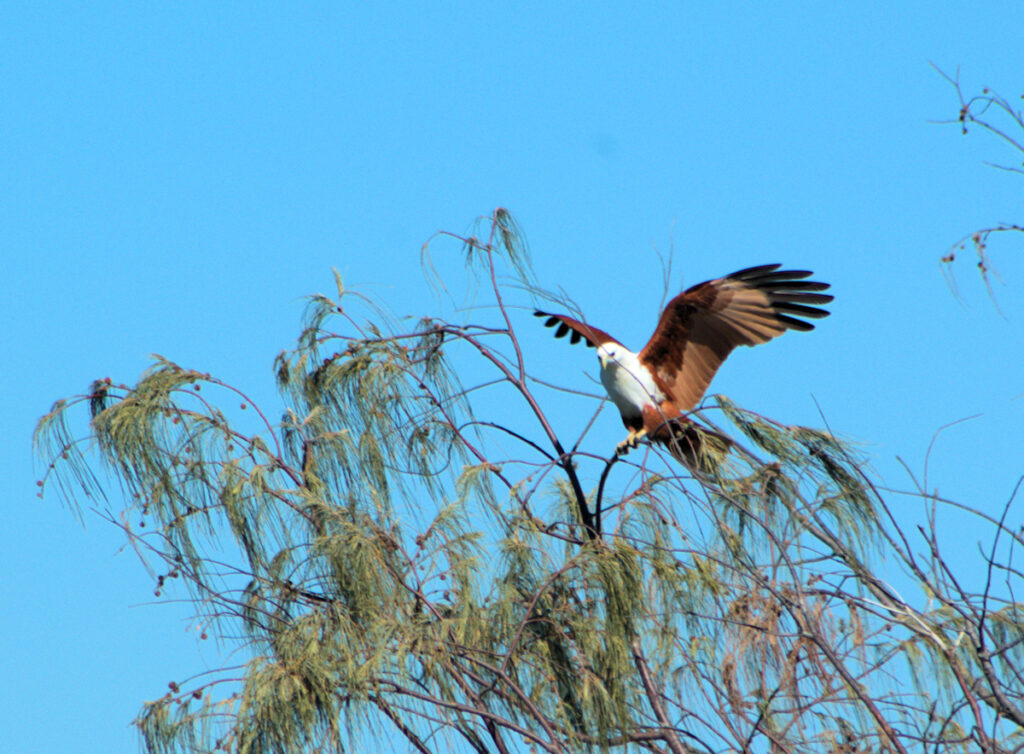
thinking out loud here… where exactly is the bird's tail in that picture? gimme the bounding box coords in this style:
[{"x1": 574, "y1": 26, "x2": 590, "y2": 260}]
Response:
[{"x1": 657, "y1": 419, "x2": 733, "y2": 473}]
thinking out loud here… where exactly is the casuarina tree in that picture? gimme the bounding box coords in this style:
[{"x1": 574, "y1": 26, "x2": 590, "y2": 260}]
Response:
[{"x1": 37, "y1": 209, "x2": 1024, "y2": 752}]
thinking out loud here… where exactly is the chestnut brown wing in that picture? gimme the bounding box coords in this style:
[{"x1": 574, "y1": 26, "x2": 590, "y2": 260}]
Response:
[
  {"x1": 533, "y1": 311, "x2": 623, "y2": 348},
  {"x1": 638, "y1": 264, "x2": 832, "y2": 411}
]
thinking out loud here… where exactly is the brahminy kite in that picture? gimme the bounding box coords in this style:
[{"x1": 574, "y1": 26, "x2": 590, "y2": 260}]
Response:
[{"x1": 535, "y1": 264, "x2": 832, "y2": 466}]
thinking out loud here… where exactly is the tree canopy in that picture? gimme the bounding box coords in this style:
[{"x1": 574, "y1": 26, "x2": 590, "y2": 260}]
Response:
[{"x1": 36, "y1": 208, "x2": 1024, "y2": 753}]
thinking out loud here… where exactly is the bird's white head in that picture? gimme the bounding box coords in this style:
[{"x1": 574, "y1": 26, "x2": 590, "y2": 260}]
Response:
[{"x1": 596, "y1": 342, "x2": 627, "y2": 371}]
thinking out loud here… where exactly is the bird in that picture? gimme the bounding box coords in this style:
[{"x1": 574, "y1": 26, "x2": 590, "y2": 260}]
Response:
[{"x1": 535, "y1": 264, "x2": 832, "y2": 467}]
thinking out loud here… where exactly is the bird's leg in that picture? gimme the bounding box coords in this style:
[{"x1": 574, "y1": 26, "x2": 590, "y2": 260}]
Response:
[
  {"x1": 615, "y1": 432, "x2": 633, "y2": 455},
  {"x1": 615, "y1": 428, "x2": 648, "y2": 455}
]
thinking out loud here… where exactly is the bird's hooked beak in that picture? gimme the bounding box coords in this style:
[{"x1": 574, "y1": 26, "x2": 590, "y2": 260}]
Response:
[{"x1": 597, "y1": 345, "x2": 611, "y2": 370}]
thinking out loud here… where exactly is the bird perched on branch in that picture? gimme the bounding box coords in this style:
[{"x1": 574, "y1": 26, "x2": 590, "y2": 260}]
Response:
[{"x1": 535, "y1": 264, "x2": 832, "y2": 467}]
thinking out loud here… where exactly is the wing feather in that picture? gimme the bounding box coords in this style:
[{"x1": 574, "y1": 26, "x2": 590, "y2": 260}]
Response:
[
  {"x1": 533, "y1": 311, "x2": 622, "y2": 348},
  {"x1": 770, "y1": 301, "x2": 832, "y2": 318},
  {"x1": 638, "y1": 265, "x2": 832, "y2": 410}
]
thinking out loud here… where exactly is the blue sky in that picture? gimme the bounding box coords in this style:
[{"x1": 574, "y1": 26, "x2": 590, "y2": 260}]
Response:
[{"x1": 4, "y1": 3, "x2": 1024, "y2": 751}]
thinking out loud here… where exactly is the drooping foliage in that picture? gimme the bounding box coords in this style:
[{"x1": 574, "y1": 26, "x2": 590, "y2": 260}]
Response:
[{"x1": 37, "y1": 209, "x2": 1024, "y2": 752}]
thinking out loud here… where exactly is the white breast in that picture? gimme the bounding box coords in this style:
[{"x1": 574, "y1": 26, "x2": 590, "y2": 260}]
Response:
[{"x1": 597, "y1": 345, "x2": 664, "y2": 419}]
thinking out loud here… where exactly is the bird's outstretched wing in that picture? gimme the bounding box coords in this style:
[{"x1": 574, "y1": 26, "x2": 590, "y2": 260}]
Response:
[
  {"x1": 533, "y1": 311, "x2": 622, "y2": 348},
  {"x1": 638, "y1": 264, "x2": 833, "y2": 411}
]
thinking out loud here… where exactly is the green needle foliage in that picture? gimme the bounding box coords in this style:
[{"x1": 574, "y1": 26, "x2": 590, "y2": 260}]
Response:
[{"x1": 37, "y1": 210, "x2": 1024, "y2": 753}]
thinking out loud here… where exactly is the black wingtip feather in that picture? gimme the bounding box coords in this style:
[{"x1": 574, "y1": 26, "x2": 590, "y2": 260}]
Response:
[
  {"x1": 769, "y1": 292, "x2": 834, "y2": 305},
  {"x1": 753, "y1": 269, "x2": 814, "y2": 282},
  {"x1": 773, "y1": 301, "x2": 832, "y2": 319},
  {"x1": 778, "y1": 281, "x2": 831, "y2": 293},
  {"x1": 534, "y1": 310, "x2": 614, "y2": 349},
  {"x1": 735, "y1": 266, "x2": 833, "y2": 328},
  {"x1": 730, "y1": 263, "x2": 783, "y2": 279},
  {"x1": 776, "y1": 314, "x2": 817, "y2": 331}
]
